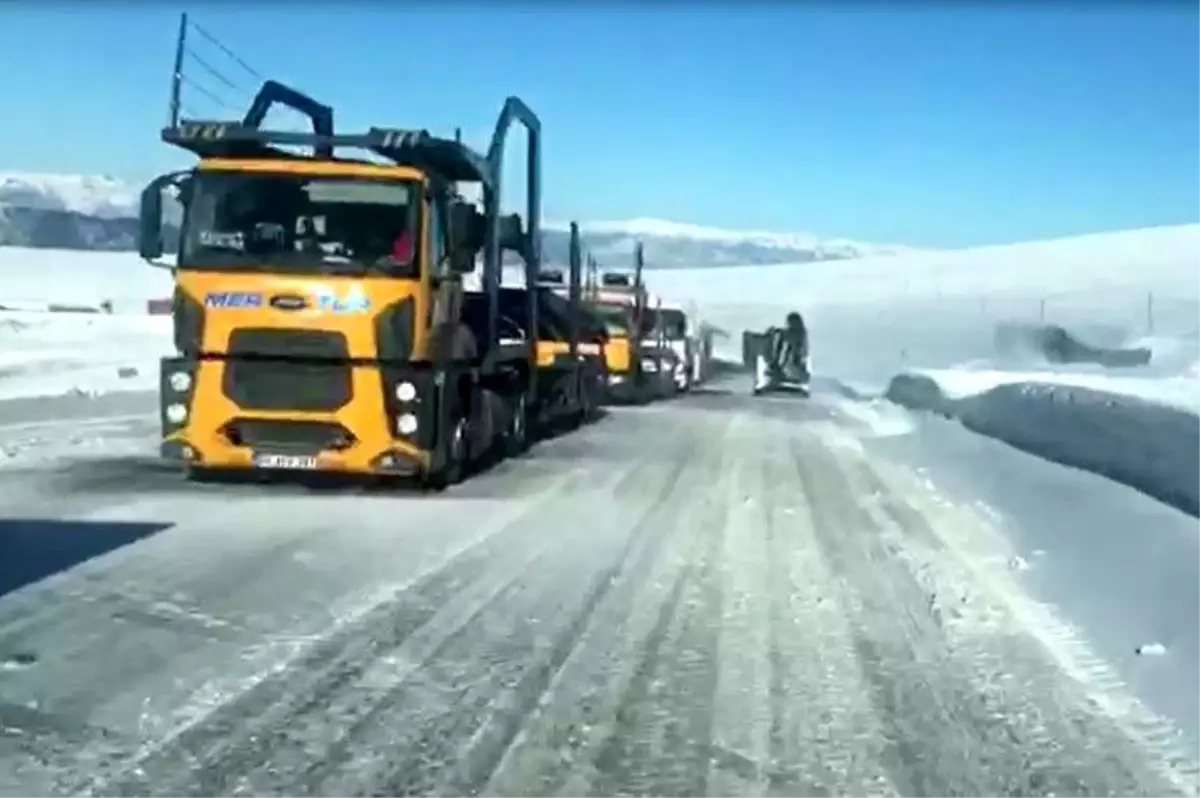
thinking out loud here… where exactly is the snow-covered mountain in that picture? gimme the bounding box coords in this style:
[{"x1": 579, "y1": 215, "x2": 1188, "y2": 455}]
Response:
[
  {"x1": 0, "y1": 172, "x2": 138, "y2": 219},
  {"x1": 545, "y1": 218, "x2": 921, "y2": 267},
  {"x1": 0, "y1": 171, "x2": 922, "y2": 265}
]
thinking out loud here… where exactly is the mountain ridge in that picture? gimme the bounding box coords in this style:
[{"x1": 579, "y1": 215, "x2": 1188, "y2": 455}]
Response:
[{"x1": 0, "y1": 170, "x2": 923, "y2": 267}]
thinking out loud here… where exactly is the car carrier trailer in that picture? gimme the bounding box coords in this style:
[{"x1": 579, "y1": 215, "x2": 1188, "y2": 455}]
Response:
[{"x1": 137, "y1": 78, "x2": 594, "y2": 489}]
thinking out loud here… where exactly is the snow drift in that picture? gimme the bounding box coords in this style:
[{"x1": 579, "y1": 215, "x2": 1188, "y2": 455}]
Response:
[{"x1": 887, "y1": 374, "x2": 1199, "y2": 517}]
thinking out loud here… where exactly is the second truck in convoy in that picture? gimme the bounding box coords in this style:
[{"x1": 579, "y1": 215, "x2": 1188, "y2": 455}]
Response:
[
  {"x1": 556, "y1": 242, "x2": 712, "y2": 404},
  {"x1": 138, "y1": 79, "x2": 601, "y2": 488}
]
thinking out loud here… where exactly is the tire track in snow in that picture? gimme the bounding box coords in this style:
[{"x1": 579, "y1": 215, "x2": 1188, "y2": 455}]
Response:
[
  {"x1": 752, "y1": 422, "x2": 896, "y2": 797},
  {"x1": 791, "y1": 422, "x2": 1196, "y2": 797},
  {"x1": 480, "y1": 412, "x2": 735, "y2": 797},
  {"x1": 849, "y1": 448, "x2": 1200, "y2": 796},
  {"x1": 583, "y1": 443, "x2": 725, "y2": 798},
  {"x1": 317, "y1": 421, "x2": 712, "y2": 797},
  {"x1": 82, "y1": 414, "x2": 703, "y2": 797},
  {"x1": 72, "y1": 464, "x2": 603, "y2": 797}
]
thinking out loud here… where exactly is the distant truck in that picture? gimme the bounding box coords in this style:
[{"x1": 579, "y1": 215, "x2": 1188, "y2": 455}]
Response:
[
  {"x1": 641, "y1": 301, "x2": 711, "y2": 393},
  {"x1": 548, "y1": 244, "x2": 670, "y2": 404}
]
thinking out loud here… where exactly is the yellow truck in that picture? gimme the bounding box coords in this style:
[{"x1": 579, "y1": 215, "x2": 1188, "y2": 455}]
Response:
[
  {"x1": 137, "y1": 79, "x2": 593, "y2": 488},
  {"x1": 579, "y1": 244, "x2": 676, "y2": 403}
]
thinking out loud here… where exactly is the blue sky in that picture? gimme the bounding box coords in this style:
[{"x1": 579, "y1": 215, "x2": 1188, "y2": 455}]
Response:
[{"x1": 1, "y1": 3, "x2": 1196, "y2": 247}]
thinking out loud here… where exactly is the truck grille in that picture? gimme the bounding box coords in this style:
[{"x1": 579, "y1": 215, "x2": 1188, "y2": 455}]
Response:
[
  {"x1": 223, "y1": 328, "x2": 352, "y2": 412},
  {"x1": 223, "y1": 419, "x2": 353, "y2": 453}
]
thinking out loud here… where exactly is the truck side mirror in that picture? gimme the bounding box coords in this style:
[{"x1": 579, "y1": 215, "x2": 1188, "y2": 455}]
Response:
[
  {"x1": 140, "y1": 170, "x2": 192, "y2": 266},
  {"x1": 449, "y1": 201, "x2": 485, "y2": 274},
  {"x1": 498, "y1": 213, "x2": 524, "y2": 253},
  {"x1": 138, "y1": 180, "x2": 165, "y2": 261},
  {"x1": 173, "y1": 175, "x2": 194, "y2": 210}
]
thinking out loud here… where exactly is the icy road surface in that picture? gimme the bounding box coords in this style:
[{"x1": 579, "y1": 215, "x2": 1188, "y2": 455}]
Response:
[{"x1": 0, "y1": 387, "x2": 1196, "y2": 797}]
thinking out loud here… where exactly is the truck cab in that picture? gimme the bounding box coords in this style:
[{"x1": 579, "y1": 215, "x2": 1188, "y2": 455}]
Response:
[
  {"x1": 643, "y1": 303, "x2": 695, "y2": 393},
  {"x1": 582, "y1": 269, "x2": 672, "y2": 404},
  {"x1": 138, "y1": 80, "x2": 543, "y2": 487}
]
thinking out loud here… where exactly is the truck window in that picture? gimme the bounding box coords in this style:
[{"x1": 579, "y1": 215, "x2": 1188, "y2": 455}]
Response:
[
  {"x1": 592, "y1": 303, "x2": 631, "y2": 336},
  {"x1": 643, "y1": 308, "x2": 686, "y2": 339},
  {"x1": 428, "y1": 196, "x2": 449, "y2": 277},
  {"x1": 179, "y1": 170, "x2": 421, "y2": 277}
]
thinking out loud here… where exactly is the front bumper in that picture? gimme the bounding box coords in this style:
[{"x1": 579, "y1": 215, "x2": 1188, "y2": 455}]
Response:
[
  {"x1": 603, "y1": 371, "x2": 649, "y2": 404},
  {"x1": 158, "y1": 356, "x2": 439, "y2": 476}
]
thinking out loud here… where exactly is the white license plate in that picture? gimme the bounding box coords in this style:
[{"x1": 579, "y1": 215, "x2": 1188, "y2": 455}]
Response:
[{"x1": 252, "y1": 453, "x2": 319, "y2": 470}]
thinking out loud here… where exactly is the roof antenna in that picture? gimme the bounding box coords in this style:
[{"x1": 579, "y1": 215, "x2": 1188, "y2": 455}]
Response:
[{"x1": 168, "y1": 12, "x2": 188, "y2": 127}]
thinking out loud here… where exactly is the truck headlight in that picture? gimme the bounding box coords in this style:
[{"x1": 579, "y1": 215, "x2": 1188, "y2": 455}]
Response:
[
  {"x1": 395, "y1": 381, "x2": 417, "y2": 402},
  {"x1": 168, "y1": 371, "x2": 191, "y2": 392},
  {"x1": 396, "y1": 413, "x2": 419, "y2": 435},
  {"x1": 165, "y1": 403, "x2": 187, "y2": 424}
]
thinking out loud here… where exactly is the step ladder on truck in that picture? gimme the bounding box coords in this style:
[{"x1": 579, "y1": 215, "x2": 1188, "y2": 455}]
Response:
[{"x1": 136, "y1": 78, "x2": 592, "y2": 489}]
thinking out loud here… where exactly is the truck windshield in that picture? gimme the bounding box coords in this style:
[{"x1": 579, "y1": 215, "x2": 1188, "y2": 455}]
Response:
[
  {"x1": 179, "y1": 170, "x2": 420, "y2": 277},
  {"x1": 646, "y1": 308, "x2": 687, "y2": 339},
  {"x1": 592, "y1": 303, "x2": 632, "y2": 336}
]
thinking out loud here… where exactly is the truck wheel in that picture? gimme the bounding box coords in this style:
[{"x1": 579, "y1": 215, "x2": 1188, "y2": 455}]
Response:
[
  {"x1": 185, "y1": 466, "x2": 221, "y2": 484},
  {"x1": 580, "y1": 376, "x2": 597, "y2": 423},
  {"x1": 504, "y1": 392, "x2": 529, "y2": 456},
  {"x1": 425, "y1": 415, "x2": 467, "y2": 491},
  {"x1": 589, "y1": 378, "x2": 604, "y2": 420}
]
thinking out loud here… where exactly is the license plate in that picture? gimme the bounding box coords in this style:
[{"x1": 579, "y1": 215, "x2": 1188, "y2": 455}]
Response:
[{"x1": 252, "y1": 453, "x2": 319, "y2": 470}]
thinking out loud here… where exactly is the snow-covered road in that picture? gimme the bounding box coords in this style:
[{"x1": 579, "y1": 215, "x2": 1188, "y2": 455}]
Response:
[{"x1": 0, "y1": 380, "x2": 1195, "y2": 796}]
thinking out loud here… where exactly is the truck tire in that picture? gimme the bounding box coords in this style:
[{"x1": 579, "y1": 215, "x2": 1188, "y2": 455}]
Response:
[
  {"x1": 503, "y1": 390, "x2": 530, "y2": 457},
  {"x1": 425, "y1": 413, "x2": 467, "y2": 491},
  {"x1": 581, "y1": 372, "x2": 599, "y2": 423}
]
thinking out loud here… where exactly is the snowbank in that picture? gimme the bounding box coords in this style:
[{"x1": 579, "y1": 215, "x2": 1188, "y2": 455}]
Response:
[
  {"x1": 917, "y1": 366, "x2": 1200, "y2": 413},
  {"x1": 887, "y1": 374, "x2": 1200, "y2": 517}
]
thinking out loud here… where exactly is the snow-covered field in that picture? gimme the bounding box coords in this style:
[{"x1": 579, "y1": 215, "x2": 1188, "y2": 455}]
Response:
[
  {"x1": 0, "y1": 311, "x2": 169, "y2": 401},
  {"x1": 0, "y1": 246, "x2": 172, "y2": 312},
  {"x1": 1, "y1": 221, "x2": 1197, "y2": 512}
]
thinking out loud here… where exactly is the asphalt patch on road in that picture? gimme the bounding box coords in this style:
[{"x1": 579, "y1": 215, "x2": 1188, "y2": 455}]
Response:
[{"x1": 0, "y1": 518, "x2": 171, "y2": 599}]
